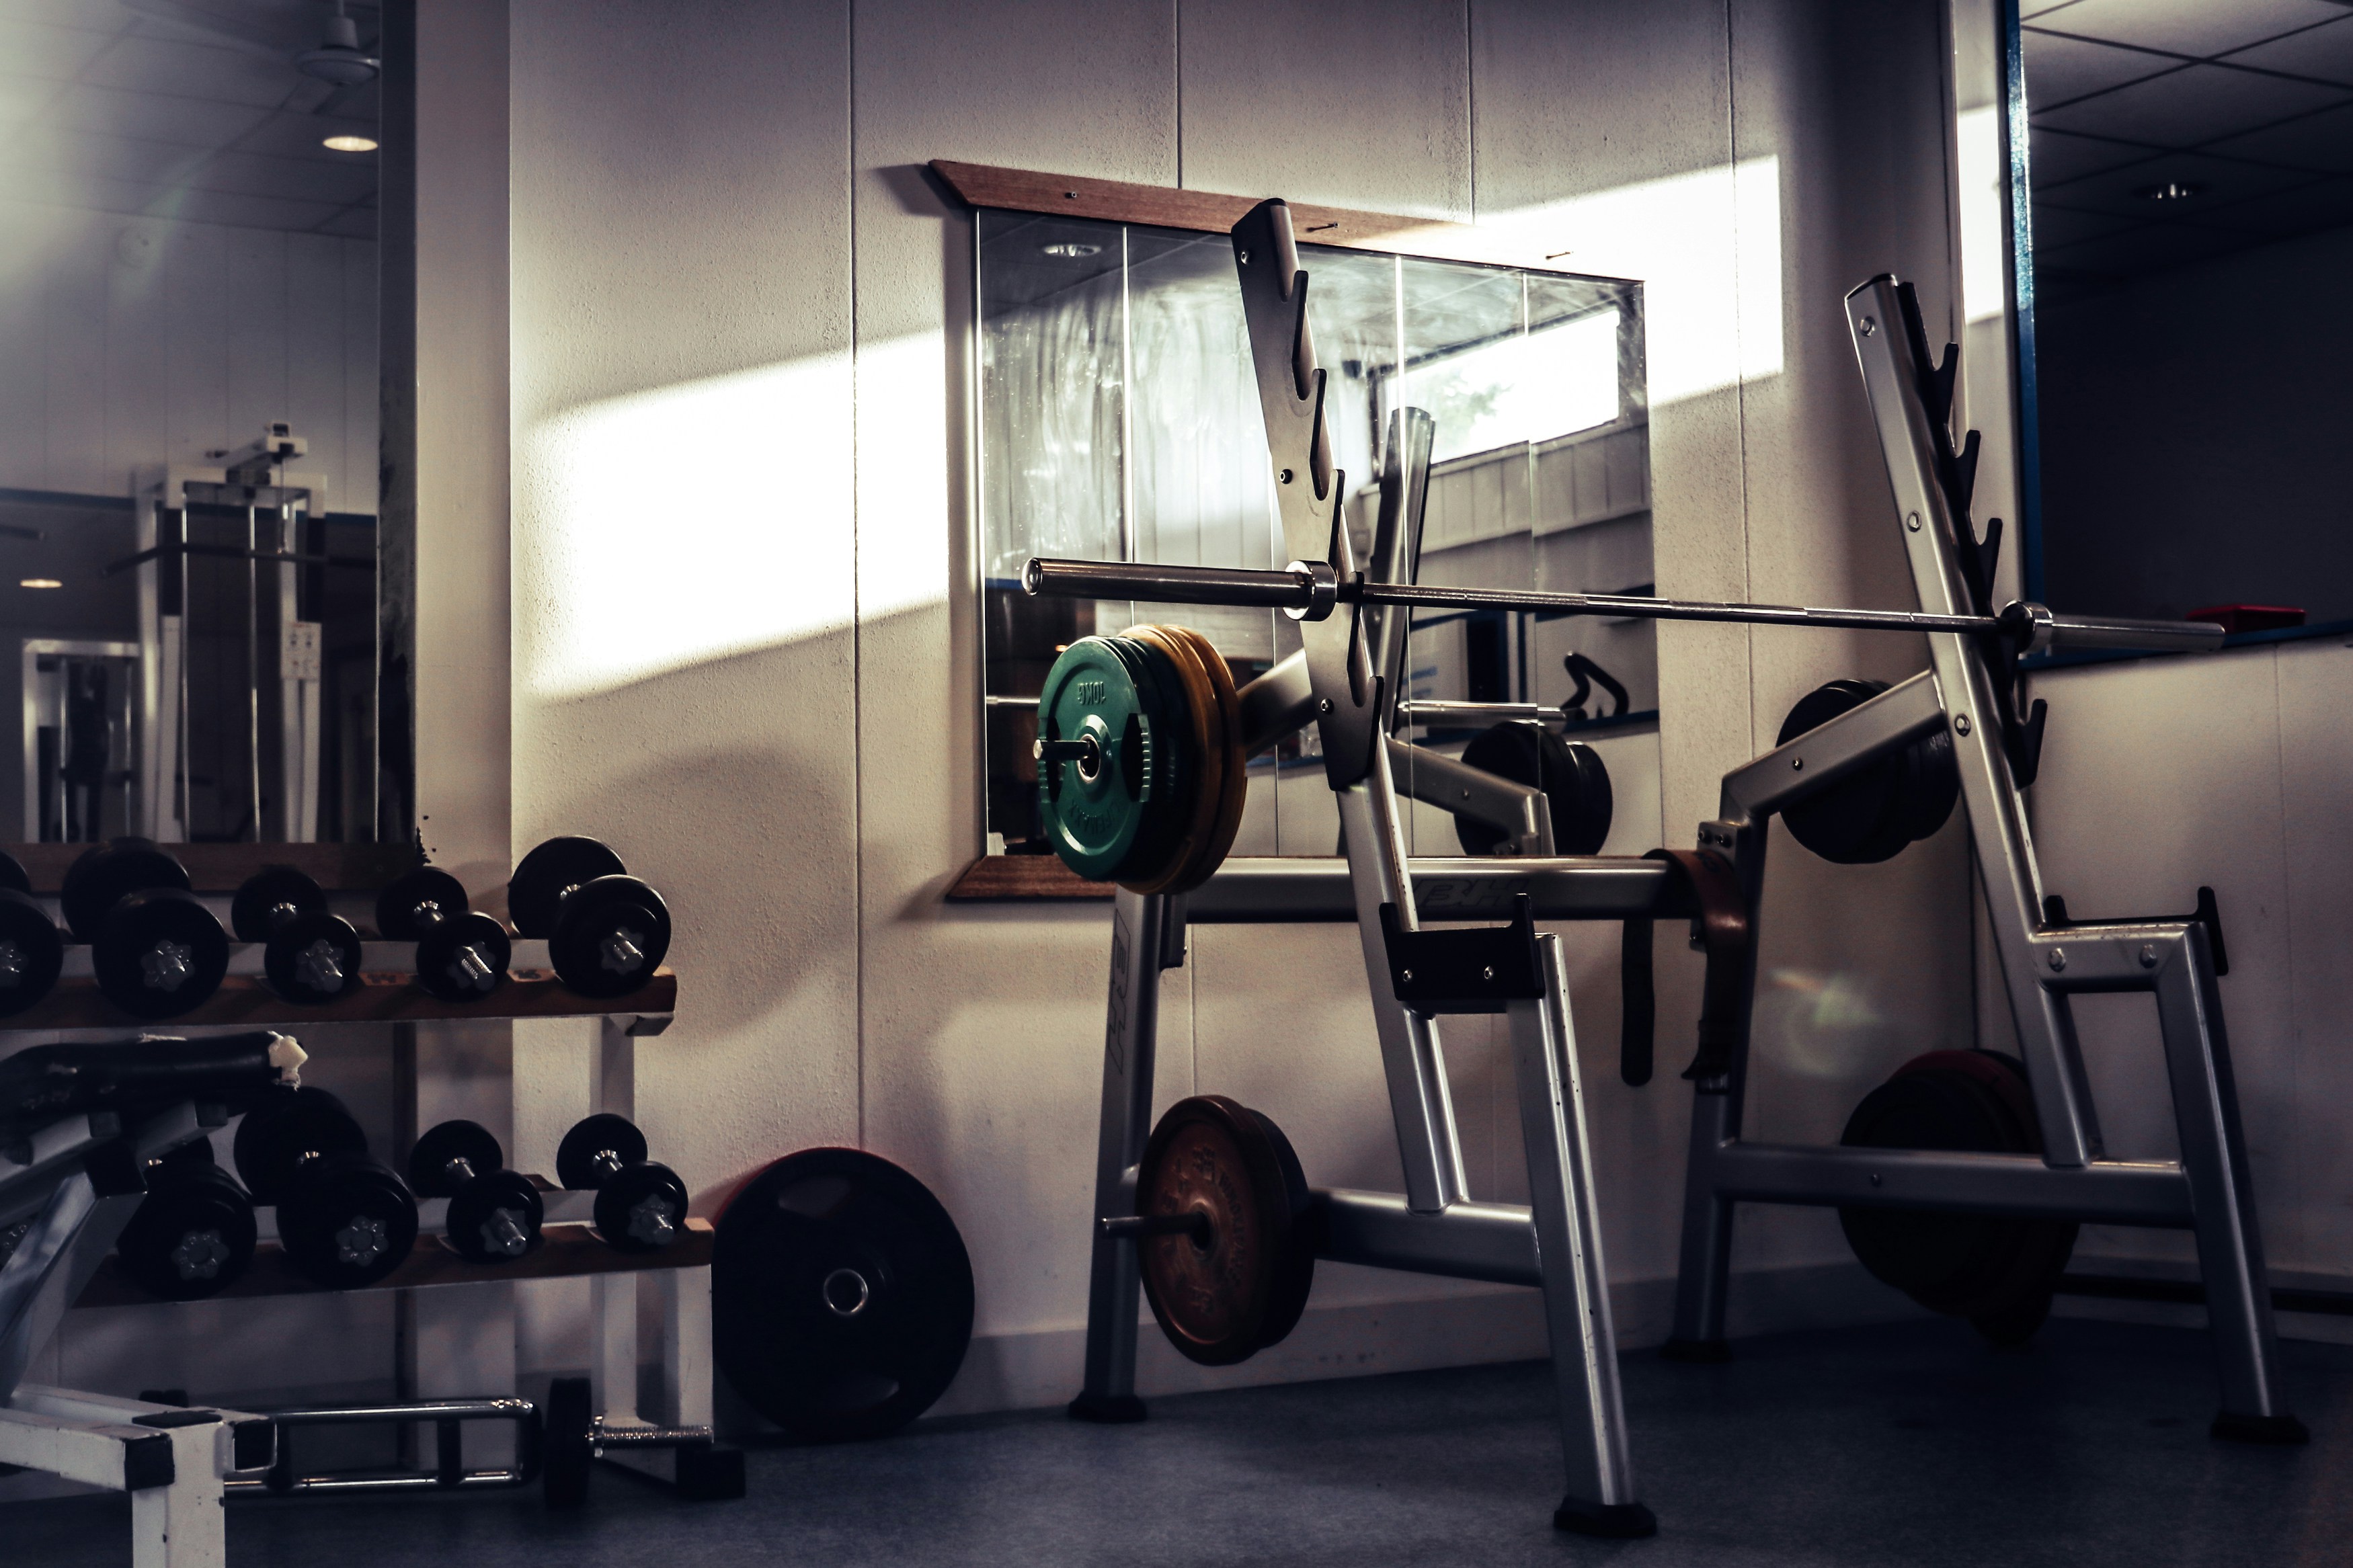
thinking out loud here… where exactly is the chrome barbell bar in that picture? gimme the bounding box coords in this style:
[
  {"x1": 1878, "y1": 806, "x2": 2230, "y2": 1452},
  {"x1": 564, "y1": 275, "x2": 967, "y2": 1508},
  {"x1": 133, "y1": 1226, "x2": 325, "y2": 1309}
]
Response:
[{"x1": 1020, "y1": 556, "x2": 2225, "y2": 656}]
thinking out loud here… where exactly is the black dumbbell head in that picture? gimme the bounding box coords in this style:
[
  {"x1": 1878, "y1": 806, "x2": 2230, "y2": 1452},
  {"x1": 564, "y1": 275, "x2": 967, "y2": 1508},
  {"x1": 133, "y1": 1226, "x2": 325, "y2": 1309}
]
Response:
[
  {"x1": 557, "y1": 1113, "x2": 648, "y2": 1190},
  {"x1": 407, "y1": 1118, "x2": 504, "y2": 1198},
  {"x1": 446, "y1": 1168, "x2": 545, "y2": 1264},
  {"x1": 0, "y1": 848, "x2": 29, "y2": 896},
  {"x1": 93, "y1": 888, "x2": 230, "y2": 1020},
  {"x1": 0, "y1": 888, "x2": 65, "y2": 1020},
  {"x1": 62, "y1": 839, "x2": 190, "y2": 944},
  {"x1": 1452, "y1": 723, "x2": 1614, "y2": 857},
  {"x1": 413, "y1": 910, "x2": 511, "y2": 1003},
  {"x1": 509, "y1": 837, "x2": 629, "y2": 940},
  {"x1": 114, "y1": 1161, "x2": 257, "y2": 1301},
  {"x1": 548, "y1": 875, "x2": 671, "y2": 999},
  {"x1": 231, "y1": 866, "x2": 329, "y2": 943},
  {"x1": 264, "y1": 911, "x2": 364, "y2": 1005},
  {"x1": 275, "y1": 1152, "x2": 417, "y2": 1289},
  {"x1": 594, "y1": 1159, "x2": 689, "y2": 1253},
  {"x1": 233, "y1": 1085, "x2": 368, "y2": 1205},
  {"x1": 374, "y1": 866, "x2": 471, "y2": 942}
]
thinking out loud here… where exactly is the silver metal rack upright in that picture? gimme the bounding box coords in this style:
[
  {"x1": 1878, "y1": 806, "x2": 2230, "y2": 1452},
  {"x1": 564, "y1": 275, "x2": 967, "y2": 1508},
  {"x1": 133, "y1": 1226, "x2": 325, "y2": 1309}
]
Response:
[{"x1": 1033, "y1": 201, "x2": 2280, "y2": 1539}]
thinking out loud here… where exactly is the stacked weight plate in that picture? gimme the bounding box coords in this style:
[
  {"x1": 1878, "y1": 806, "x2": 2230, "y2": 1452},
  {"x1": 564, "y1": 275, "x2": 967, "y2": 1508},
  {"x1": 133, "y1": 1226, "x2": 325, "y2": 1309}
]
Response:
[{"x1": 1035, "y1": 625, "x2": 1245, "y2": 894}]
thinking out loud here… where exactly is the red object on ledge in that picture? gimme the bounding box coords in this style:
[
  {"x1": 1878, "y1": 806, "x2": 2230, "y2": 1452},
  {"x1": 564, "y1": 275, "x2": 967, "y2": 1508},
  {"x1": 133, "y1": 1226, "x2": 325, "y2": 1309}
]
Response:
[{"x1": 2187, "y1": 604, "x2": 2305, "y2": 636}]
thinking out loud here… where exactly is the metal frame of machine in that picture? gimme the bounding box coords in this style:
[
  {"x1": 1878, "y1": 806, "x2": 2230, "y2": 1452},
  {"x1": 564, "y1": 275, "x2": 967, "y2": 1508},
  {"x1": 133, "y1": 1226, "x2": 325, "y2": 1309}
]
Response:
[{"x1": 1049, "y1": 202, "x2": 2292, "y2": 1535}]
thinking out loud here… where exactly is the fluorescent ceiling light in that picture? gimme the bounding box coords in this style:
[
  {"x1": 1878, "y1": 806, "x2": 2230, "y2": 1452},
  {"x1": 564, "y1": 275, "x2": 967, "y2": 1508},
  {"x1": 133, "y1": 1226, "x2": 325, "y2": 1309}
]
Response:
[
  {"x1": 322, "y1": 134, "x2": 379, "y2": 153},
  {"x1": 19, "y1": 579, "x2": 62, "y2": 589}
]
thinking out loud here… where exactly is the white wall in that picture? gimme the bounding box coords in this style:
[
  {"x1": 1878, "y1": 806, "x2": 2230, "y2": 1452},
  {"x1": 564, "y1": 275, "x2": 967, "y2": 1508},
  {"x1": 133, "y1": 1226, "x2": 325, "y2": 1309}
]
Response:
[
  {"x1": 0, "y1": 200, "x2": 376, "y2": 513},
  {"x1": 506, "y1": 0, "x2": 1979, "y2": 1420}
]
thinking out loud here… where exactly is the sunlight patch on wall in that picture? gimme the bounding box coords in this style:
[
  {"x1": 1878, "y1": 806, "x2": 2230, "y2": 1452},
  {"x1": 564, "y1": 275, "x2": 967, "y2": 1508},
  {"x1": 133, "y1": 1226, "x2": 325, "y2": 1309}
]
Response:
[
  {"x1": 518, "y1": 354, "x2": 854, "y2": 700},
  {"x1": 1956, "y1": 106, "x2": 2008, "y2": 325}
]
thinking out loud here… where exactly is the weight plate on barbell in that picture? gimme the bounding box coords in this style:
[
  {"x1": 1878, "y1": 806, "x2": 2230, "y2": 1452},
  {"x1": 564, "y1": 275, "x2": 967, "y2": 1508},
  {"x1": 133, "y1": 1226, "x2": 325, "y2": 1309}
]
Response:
[
  {"x1": 1037, "y1": 636, "x2": 1169, "y2": 882},
  {"x1": 508, "y1": 836, "x2": 629, "y2": 940},
  {"x1": 713, "y1": 1147, "x2": 975, "y2": 1442},
  {"x1": 1123, "y1": 625, "x2": 1246, "y2": 895},
  {"x1": 1134, "y1": 1094, "x2": 1316, "y2": 1367},
  {"x1": 1838, "y1": 1050, "x2": 2077, "y2": 1345}
]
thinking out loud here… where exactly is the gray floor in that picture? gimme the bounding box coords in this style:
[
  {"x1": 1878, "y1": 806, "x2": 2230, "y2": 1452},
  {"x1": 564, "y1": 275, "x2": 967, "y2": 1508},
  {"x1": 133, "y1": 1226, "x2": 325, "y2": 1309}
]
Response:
[{"x1": 16, "y1": 1317, "x2": 2353, "y2": 1566}]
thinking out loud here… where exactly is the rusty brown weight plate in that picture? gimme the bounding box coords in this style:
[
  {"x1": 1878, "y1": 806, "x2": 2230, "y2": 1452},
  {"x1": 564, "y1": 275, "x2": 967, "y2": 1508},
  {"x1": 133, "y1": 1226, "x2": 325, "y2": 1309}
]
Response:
[
  {"x1": 1134, "y1": 1095, "x2": 1316, "y2": 1366},
  {"x1": 1121, "y1": 626, "x2": 1245, "y2": 896}
]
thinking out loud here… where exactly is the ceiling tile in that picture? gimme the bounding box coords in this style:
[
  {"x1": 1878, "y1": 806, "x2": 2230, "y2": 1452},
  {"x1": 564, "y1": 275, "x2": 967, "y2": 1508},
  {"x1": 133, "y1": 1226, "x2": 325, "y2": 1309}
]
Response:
[
  {"x1": 228, "y1": 109, "x2": 378, "y2": 161},
  {"x1": 2032, "y1": 62, "x2": 2352, "y2": 145},
  {"x1": 0, "y1": 16, "x2": 116, "y2": 79},
  {"x1": 2205, "y1": 101, "x2": 2353, "y2": 171},
  {"x1": 2221, "y1": 16, "x2": 2353, "y2": 85},
  {"x1": 4, "y1": 125, "x2": 213, "y2": 188},
  {"x1": 2028, "y1": 126, "x2": 2160, "y2": 185},
  {"x1": 2023, "y1": 29, "x2": 2181, "y2": 106},
  {"x1": 189, "y1": 147, "x2": 374, "y2": 206},
  {"x1": 2027, "y1": 203, "x2": 2141, "y2": 248},
  {"x1": 2029, "y1": 0, "x2": 2350, "y2": 59},
  {"x1": 315, "y1": 205, "x2": 376, "y2": 240},
  {"x1": 165, "y1": 185, "x2": 340, "y2": 233},
  {"x1": 2177, "y1": 174, "x2": 2353, "y2": 237},
  {"x1": 0, "y1": 0, "x2": 126, "y2": 29},
  {"x1": 2036, "y1": 220, "x2": 2258, "y2": 277},
  {"x1": 47, "y1": 81, "x2": 272, "y2": 147},
  {"x1": 2030, "y1": 150, "x2": 2315, "y2": 218},
  {"x1": 80, "y1": 34, "x2": 298, "y2": 110}
]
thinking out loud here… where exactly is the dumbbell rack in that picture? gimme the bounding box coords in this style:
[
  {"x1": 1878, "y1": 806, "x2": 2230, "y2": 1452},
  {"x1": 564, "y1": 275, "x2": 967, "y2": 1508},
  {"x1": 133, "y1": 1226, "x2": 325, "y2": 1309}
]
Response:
[{"x1": 0, "y1": 850, "x2": 712, "y2": 1533}]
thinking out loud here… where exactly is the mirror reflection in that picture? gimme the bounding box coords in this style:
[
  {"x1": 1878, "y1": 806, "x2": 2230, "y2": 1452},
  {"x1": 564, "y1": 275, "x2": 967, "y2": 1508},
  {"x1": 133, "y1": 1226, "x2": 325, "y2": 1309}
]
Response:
[
  {"x1": 978, "y1": 210, "x2": 1659, "y2": 860},
  {"x1": 1, "y1": 0, "x2": 382, "y2": 845}
]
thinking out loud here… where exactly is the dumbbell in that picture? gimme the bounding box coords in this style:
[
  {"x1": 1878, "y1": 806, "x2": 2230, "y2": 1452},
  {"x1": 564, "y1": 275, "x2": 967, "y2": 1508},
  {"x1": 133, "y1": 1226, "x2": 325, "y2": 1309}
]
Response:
[
  {"x1": 407, "y1": 1119, "x2": 544, "y2": 1264},
  {"x1": 374, "y1": 866, "x2": 511, "y2": 1003},
  {"x1": 0, "y1": 849, "x2": 64, "y2": 1018},
  {"x1": 507, "y1": 837, "x2": 672, "y2": 999},
  {"x1": 114, "y1": 1139, "x2": 258, "y2": 1301},
  {"x1": 556, "y1": 1114, "x2": 689, "y2": 1253},
  {"x1": 231, "y1": 867, "x2": 364, "y2": 1005},
  {"x1": 233, "y1": 1085, "x2": 418, "y2": 1289},
  {"x1": 61, "y1": 838, "x2": 230, "y2": 1020}
]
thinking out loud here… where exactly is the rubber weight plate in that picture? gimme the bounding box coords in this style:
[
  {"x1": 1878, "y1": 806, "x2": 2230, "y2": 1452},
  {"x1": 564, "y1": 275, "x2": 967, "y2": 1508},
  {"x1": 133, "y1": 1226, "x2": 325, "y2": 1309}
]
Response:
[
  {"x1": 509, "y1": 837, "x2": 628, "y2": 940},
  {"x1": 61, "y1": 839, "x2": 189, "y2": 944},
  {"x1": 547, "y1": 874, "x2": 670, "y2": 998},
  {"x1": 264, "y1": 912, "x2": 363, "y2": 1005},
  {"x1": 407, "y1": 1119, "x2": 504, "y2": 1198},
  {"x1": 1451, "y1": 723, "x2": 1613, "y2": 856},
  {"x1": 1134, "y1": 1095, "x2": 1317, "y2": 1366},
  {"x1": 446, "y1": 1169, "x2": 544, "y2": 1264},
  {"x1": 557, "y1": 1112, "x2": 646, "y2": 1190},
  {"x1": 0, "y1": 889, "x2": 64, "y2": 1019},
  {"x1": 1776, "y1": 680, "x2": 1958, "y2": 865},
  {"x1": 713, "y1": 1147, "x2": 975, "y2": 1442},
  {"x1": 1122, "y1": 625, "x2": 1245, "y2": 895},
  {"x1": 230, "y1": 866, "x2": 327, "y2": 943},
  {"x1": 114, "y1": 1161, "x2": 257, "y2": 1302},
  {"x1": 414, "y1": 911, "x2": 510, "y2": 1003},
  {"x1": 1839, "y1": 1050, "x2": 2077, "y2": 1344},
  {"x1": 0, "y1": 849, "x2": 28, "y2": 896},
  {"x1": 233, "y1": 1085, "x2": 368, "y2": 1206},
  {"x1": 93, "y1": 888, "x2": 230, "y2": 1020},
  {"x1": 375, "y1": 866, "x2": 469, "y2": 941},
  {"x1": 275, "y1": 1152, "x2": 417, "y2": 1289},
  {"x1": 1036, "y1": 636, "x2": 1181, "y2": 882}
]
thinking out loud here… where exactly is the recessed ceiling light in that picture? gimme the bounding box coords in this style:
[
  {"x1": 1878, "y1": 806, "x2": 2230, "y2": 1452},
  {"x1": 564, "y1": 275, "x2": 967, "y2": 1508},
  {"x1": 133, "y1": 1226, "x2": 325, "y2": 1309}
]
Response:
[
  {"x1": 323, "y1": 134, "x2": 379, "y2": 154},
  {"x1": 1041, "y1": 241, "x2": 1102, "y2": 259},
  {"x1": 2139, "y1": 181, "x2": 2199, "y2": 202},
  {"x1": 19, "y1": 579, "x2": 62, "y2": 589}
]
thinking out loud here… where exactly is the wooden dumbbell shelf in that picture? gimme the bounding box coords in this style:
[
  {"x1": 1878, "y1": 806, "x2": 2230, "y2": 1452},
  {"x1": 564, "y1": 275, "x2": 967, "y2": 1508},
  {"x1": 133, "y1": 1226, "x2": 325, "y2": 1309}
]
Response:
[
  {"x1": 73, "y1": 1218, "x2": 714, "y2": 1309},
  {"x1": 0, "y1": 962, "x2": 676, "y2": 1029}
]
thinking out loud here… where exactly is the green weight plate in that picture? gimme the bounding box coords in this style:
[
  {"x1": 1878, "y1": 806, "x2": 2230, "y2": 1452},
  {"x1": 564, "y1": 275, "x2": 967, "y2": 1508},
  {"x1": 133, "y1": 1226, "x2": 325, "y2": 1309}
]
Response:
[
  {"x1": 1108, "y1": 633, "x2": 1195, "y2": 890},
  {"x1": 1037, "y1": 636, "x2": 1162, "y2": 881}
]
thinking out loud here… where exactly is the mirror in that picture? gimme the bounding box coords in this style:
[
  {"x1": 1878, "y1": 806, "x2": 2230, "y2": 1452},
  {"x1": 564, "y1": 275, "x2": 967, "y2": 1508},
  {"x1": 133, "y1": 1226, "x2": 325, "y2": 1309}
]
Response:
[
  {"x1": 0, "y1": 0, "x2": 385, "y2": 847},
  {"x1": 2013, "y1": 3, "x2": 2353, "y2": 632},
  {"x1": 976, "y1": 209, "x2": 1660, "y2": 860}
]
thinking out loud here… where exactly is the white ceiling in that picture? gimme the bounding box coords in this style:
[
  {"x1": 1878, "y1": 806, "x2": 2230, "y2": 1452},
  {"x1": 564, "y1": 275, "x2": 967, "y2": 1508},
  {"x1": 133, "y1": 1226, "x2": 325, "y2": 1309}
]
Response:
[
  {"x1": 2025, "y1": 0, "x2": 2353, "y2": 282},
  {"x1": 0, "y1": 0, "x2": 381, "y2": 240}
]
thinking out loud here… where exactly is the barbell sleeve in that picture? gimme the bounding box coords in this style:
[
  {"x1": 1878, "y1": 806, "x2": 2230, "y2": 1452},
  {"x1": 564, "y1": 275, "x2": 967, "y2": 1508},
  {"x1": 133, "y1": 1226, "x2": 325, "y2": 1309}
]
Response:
[
  {"x1": 1998, "y1": 601, "x2": 2226, "y2": 655},
  {"x1": 1021, "y1": 556, "x2": 1323, "y2": 610}
]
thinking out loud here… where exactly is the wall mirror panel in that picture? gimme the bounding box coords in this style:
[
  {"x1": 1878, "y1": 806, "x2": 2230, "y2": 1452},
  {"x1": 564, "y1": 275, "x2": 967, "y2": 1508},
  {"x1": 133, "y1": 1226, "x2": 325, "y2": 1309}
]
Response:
[
  {"x1": 0, "y1": 0, "x2": 388, "y2": 852},
  {"x1": 978, "y1": 208, "x2": 1660, "y2": 861},
  {"x1": 2013, "y1": 1, "x2": 2353, "y2": 635}
]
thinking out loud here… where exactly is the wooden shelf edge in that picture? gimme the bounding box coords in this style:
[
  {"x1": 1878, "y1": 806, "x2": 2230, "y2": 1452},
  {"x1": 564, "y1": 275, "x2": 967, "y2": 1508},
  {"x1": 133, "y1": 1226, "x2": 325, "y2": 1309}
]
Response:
[
  {"x1": 0, "y1": 968, "x2": 678, "y2": 1030},
  {"x1": 4, "y1": 841, "x2": 424, "y2": 894},
  {"x1": 74, "y1": 1219, "x2": 715, "y2": 1309},
  {"x1": 945, "y1": 854, "x2": 1115, "y2": 901}
]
